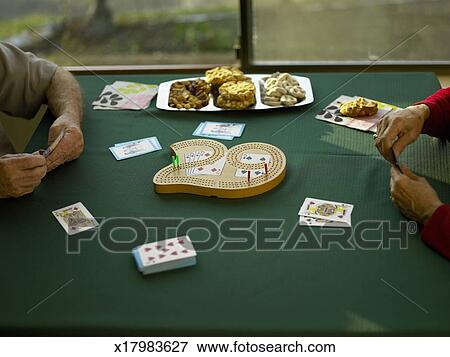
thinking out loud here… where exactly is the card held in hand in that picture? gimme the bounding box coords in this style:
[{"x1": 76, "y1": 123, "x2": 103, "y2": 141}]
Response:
[{"x1": 132, "y1": 236, "x2": 197, "y2": 275}]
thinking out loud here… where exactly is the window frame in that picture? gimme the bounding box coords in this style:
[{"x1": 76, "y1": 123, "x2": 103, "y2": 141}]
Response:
[
  {"x1": 65, "y1": 0, "x2": 450, "y2": 74},
  {"x1": 239, "y1": 0, "x2": 450, "y2": 72}
]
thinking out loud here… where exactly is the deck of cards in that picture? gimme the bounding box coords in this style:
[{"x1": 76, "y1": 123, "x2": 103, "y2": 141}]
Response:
[
  {"x1": 92, "y1": 81, "x2": 158, "y2": 111},
  {"x1": 109, "y1": 136, "x2": 162, "y2": 161},
  {"x1": 315, "y1": 95, "x2": 399, "y2": 133},
  {"x1": 193, "y1": 121, "x2": 245, "y2": 140},
  {"x1": 298, "y1": 197, "x2": 353, "y2": 227},
  {"x1": 132, "y1": 236, "x2": 197, "y2": 275},
  {"x1": 52, "y1": 202, "x2": 99, "y2": 235}
]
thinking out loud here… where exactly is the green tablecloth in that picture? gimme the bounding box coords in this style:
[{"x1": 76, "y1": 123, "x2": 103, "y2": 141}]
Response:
[{"x1": 1, "y1": 72, "x2": 449, "y2": 336}]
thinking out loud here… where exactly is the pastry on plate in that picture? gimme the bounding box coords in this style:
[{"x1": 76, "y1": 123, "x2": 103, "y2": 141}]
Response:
[
  {"x1": 168, "y1": 79, "x2": 210, "y2": 109},
  {"x1": 205, "y1": 66, "x2": 248, "y2": 87},
  {"x1": 262, "y1": 72, "x2": 306, "y2": 107},
  {"x1": 215, "y1": 80, "x2": 256, "y2": 109}
]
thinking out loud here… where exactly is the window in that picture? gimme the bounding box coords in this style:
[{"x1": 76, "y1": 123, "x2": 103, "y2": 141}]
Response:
[
  {"x1": 1, "y1": 0, "x2": 449, "y2": 68},
  {"x1": 0, "y1": 0, "x2": 238, "y2": 66},
  {"x1": 250, "y1": 0, "x2": 450, "y2": 64}
]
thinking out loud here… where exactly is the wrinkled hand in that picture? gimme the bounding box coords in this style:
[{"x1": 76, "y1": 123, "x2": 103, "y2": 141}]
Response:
[
  {"x1": 390, "y1": 165, "x2": 443, "y2": 225},
  {"x1": 375, "y1": 104, "x2": 429, "y2": 165},
  {"x1": 0, "y1": 154, "x2": 47, "y2": 198},
  {"x1": 46, "y1": 114, "x2": 84, "y2": 172}
]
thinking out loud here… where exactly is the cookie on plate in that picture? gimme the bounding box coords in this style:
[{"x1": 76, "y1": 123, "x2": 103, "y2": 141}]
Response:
[{"x1": 339, "y1": 97, "x2": 378, "y2": 117}]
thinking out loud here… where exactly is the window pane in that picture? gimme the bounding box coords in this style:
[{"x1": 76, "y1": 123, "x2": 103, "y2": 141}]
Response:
[
  {"x1": 252, "y1": 0, "x2": 450, "y2": 63},
  {"x1": 1, "y1": 0, "x2": 238, "y2": 66}
]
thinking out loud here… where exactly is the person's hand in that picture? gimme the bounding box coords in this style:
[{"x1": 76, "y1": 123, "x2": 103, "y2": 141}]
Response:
[
  {"x1": 390, "y1": 165, "x2": 443, "y2": 225},
  {"x1": 46, "y1": 114, "x2": 84, "y2": 172},
  {"x1": 0, "y1": 154, "x2": 47, "y2": 198},
  {"x1": 375, "y1": 104, "x2": 430, "y2": 164}
]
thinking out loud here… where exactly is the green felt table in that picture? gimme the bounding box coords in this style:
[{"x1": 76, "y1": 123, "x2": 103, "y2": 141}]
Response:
[{"x1": 1, "y1": 72, "x2": 449, "y2": 336}]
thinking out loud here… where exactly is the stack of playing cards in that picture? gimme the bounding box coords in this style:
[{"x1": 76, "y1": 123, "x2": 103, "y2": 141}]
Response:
[
  {"x1": 298, "y1": 197, "x2": 353, "y2": 227},
  {"x1": 315, "y1": 95, "x2": 400, "y2": 133},
  {"x1": 52, "y1": 202, "x2": 99, "y2": 235},
  {"x1": 184, "y1": 150, "x2": 226, "y2": 176},
  {"x1": 109, "y1": 136, "x2": 162, "y2": 161},
  {"x1": 193, "y1": 121, "x2": 245, "y2": 140},
  {"x1": 132, "y1": 236, "x2": 197, "y2": 275},
  {"x1": 92, "y1": 81, "x2": 158, "y2": 111}
]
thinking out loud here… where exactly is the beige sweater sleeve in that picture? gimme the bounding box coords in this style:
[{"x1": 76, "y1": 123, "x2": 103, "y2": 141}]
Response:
[{"x1": 0, "y1": 41, "x2": 57, "y2": 119}]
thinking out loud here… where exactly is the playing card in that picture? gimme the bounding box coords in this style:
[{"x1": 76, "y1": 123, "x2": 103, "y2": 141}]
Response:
[
  {"x1": 52, "y1": 202, "x2": 99, "y2": 235},
  {"x1": 299, "y1": 215, "x2": 351, "y2": 228},
  {"x1": 109, "y1": 138, "x2": 160, "y2": 161},
  {"x1": 184, "y1": 152, "x2": 194, "y2": 176},
  {"x1": 200, "y1": 121, "x2": 245, "y2": 137},
  {"x1": 39, "y1": 128, "x2": 66, "y2": 158},
  {"x1": 132, "y1": 236, "x2": 197, "y2": 275},
  {"x1": 191, "y1": 156, "x2": 226, "y2": 176},
  {"x1": 235, "y1": 168, "x2": 266, "y2": 179},
  {"x1": 299, "y1": 197, "x2": 353, "y2": 223},
  {"x1": 240, "y1": 153, "x2": 271, "y2": 164},
  {"x1": 192, "y1": 122, "x2": 234, "y2": 140}
]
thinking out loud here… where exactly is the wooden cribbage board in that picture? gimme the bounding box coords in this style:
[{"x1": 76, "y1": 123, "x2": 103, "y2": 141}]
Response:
[{"x1": 153, "y1": 139, "x2": 287, "y2": 198}]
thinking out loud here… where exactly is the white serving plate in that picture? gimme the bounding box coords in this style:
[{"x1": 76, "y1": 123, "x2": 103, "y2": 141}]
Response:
[{"x1": 156, "y1": 74, "x2": 314, "y2": 111}]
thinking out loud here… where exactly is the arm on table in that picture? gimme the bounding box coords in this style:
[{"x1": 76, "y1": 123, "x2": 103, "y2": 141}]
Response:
[
  {"x1": 421, "y1": 204, "x2": 450, "y2": 260},
  {"x1": 415, "y1": 87, "x2": 450, "y2": 140},
  {"x1": 45, "y1": 67, "x2": 84, "y2": 171}
]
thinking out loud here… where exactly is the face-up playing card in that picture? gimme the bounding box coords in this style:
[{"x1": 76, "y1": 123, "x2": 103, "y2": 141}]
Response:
[
  {"x1": 132, "y1": 236, "x2": 197, "y2": 275},
  {"x1": 191, "y1": 156, "x2": 226, "y2": 176},
  {"x1": 299, "y1": 215, "x2": 351, "y2": 227},
  {"x1": 235, "y1": 168, "x2": 266, "y2": 179},
  {"x1": 299, "y1": 197, "x2": 353, "y2": 224},
  {"x1": 52, "y1": 202, "x2": 99, "y2": 235},
  {"x1": 184, "y1": 150, "x2": 214, "y2": 176},
  {"x1": 240, "y1": 153, "x2": 272, "y2": 164}
]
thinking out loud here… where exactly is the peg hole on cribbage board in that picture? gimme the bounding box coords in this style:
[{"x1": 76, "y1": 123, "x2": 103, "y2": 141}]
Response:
[{"x1": 153, "y1": 139, "x2": 287, "y2": 198}]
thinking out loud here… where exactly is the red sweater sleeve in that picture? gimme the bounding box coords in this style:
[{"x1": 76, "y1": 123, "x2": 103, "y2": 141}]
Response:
[
  {"x1": 415, "y1": 87, "x2": 450, "y2": 140},
  {"x1": 421, "y1": 204, "x2": 450, "y2": 259}
]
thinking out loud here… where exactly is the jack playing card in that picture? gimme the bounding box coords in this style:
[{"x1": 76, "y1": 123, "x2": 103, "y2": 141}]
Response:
[
  {"x1": 52, "y1": 202, "x2": 99, "y2": 235},
  {"x1": 298, "y1": 197, "x2": 353, "y2": 226},
  {"x1": 132, "y1": 236, "x2": 197, "y2": 275}
]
